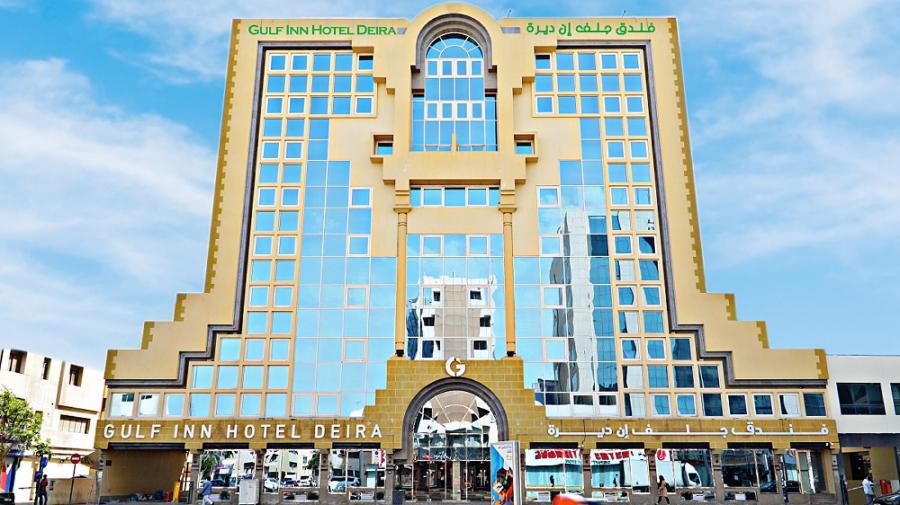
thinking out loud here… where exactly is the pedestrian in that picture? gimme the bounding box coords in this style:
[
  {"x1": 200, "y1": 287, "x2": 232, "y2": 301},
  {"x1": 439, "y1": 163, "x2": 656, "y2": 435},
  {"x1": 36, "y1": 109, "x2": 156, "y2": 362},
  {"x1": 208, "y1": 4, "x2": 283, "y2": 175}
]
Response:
[
  {"x1": 657, "y1": 475, "x2": 670, "y2": 504},
  {"x1": 37, "y1": 475, "x2": 49, "y2": 505},
  {"x1": 199, "y1": 479, "x2": 214, "y2": 505},
  {"x1": 863, "y1": 473, "x2": 876, "y2": 505}
]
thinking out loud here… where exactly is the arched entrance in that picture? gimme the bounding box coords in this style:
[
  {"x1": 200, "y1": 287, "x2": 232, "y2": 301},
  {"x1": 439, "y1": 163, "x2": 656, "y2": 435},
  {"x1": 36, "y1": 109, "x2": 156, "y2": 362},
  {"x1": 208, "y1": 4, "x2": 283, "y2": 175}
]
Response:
[{"x1": 399, "y1": 378, "x2": 508, "y2": 501}]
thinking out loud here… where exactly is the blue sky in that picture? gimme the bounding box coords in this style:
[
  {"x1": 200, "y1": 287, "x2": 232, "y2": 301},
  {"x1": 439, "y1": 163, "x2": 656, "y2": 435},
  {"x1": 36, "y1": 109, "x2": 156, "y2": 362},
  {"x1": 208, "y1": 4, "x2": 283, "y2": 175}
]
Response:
[{"x1": 1, "y1": 0, "x2": 899, "y2": 370}]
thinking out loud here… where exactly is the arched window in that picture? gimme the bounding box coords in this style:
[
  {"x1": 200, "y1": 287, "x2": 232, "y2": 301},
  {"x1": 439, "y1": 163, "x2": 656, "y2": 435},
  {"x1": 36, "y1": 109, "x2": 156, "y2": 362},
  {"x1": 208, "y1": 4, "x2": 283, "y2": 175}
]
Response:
[{"x1": 412, "y1": 34, "x2": 497, "y2": 152}]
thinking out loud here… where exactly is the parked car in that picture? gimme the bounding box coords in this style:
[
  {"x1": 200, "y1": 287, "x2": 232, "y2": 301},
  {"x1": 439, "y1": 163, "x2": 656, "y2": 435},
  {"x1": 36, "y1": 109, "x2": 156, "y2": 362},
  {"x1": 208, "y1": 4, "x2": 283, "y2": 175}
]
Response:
[
  {"x1": 875, "y1": 491, "x2": 900, "y2": 505},
  {"x1": 282, "y1": 478, "x2": 296, "y2": 487},
  {"x1": 298, "y1": 476, "x2": 313, "y2": 487},
  {"x1": 328, "y1": 476, "x2": 361, "y2": 492},
  {"x1": 264, "y1": 477, "x2": 279, "y2": 492}
]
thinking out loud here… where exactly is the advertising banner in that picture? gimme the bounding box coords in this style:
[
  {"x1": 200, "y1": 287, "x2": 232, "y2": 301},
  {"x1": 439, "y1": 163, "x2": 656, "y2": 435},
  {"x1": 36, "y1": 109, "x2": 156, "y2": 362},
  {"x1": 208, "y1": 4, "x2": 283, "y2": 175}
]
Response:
[
  {"x1": 491, "y1": 441, "x2": 521, "y2": 505},
  {"x1": 525, "y1": 448, "x2": 582, "y2": 467}
]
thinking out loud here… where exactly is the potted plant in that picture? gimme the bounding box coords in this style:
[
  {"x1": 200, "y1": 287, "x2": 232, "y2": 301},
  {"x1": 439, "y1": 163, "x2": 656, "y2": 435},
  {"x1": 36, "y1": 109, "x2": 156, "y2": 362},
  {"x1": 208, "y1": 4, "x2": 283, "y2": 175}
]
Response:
[{"x1": 391, "y1": 482, "x2": 405, "y2": 505}]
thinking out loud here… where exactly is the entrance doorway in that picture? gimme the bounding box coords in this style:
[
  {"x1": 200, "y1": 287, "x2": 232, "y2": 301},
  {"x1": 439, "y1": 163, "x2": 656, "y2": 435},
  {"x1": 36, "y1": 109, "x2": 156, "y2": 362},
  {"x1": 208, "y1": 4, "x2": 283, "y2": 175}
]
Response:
[
  {"x1": 782, "y1": 449, "x2": 826, "y2": 494},
  {"x1": 411, "y1": 390, "x2": 498, "y2": 501}
]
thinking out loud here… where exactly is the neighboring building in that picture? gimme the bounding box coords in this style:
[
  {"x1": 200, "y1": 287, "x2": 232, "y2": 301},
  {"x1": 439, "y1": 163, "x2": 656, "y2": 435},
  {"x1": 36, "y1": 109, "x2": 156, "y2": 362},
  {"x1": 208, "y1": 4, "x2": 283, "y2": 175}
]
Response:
[
  {"x1": 0, "y1": 348, "x2": 103, "y2": 503},
  {"x1": 96, "y1": 4, "x2": 845, "y2": 504},
  {"x1": 826, "y1": 355, "x2": 900, "y2": 505}
]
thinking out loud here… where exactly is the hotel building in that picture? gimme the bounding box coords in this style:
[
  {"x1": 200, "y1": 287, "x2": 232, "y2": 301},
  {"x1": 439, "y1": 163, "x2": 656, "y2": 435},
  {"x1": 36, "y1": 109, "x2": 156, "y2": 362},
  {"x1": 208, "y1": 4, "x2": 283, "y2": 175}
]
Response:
[{"x1": 96, "y1": 4, "x2": 844, "y2": 504}]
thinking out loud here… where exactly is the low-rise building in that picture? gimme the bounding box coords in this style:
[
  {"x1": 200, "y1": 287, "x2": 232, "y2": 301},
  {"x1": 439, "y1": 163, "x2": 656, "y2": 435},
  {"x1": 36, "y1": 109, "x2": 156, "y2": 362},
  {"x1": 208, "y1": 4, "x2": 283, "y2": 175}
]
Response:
[
  {"x1": 826, "y1": 355, "x2": 900, "y2": 504},
  {"x1": 0, "y1": 348, "x2": 103, "y2": 503}
]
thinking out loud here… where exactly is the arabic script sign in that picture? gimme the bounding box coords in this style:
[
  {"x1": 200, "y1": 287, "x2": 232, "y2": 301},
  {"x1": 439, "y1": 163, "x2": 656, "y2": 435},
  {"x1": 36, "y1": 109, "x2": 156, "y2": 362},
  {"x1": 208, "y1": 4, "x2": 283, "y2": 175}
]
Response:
[
  {"x1": 525, "y1": 21, "x2": 656, "y2": 37},
  {"x1": 547, "y1": 421, "x2": 830, "y2": 439}
]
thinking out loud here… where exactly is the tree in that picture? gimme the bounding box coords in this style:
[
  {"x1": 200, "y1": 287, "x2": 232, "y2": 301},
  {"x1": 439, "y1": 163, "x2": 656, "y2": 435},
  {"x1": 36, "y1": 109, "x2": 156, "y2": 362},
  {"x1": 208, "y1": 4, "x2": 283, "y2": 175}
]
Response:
[
  {"x1": 0, "y1": 388, "x2": 46, "y2": 464},
  {"x1": 200, "y1": 451, "x2": 235, "y2": 480}
]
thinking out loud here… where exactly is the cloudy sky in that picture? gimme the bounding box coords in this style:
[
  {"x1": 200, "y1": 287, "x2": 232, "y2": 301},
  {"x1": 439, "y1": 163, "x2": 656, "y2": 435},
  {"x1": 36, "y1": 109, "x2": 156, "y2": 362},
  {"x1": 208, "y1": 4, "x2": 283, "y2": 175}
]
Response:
[{"x1": 1, "y1": 0, "x2": 898, "y2": 370}]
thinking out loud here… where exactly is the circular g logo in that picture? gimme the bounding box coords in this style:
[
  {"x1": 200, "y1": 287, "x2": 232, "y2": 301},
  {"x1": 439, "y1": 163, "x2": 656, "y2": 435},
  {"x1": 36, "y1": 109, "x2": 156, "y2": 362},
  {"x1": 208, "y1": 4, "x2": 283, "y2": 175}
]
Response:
[{"x1": 445, "y1": 357, "x2": 466, "y2": 377}]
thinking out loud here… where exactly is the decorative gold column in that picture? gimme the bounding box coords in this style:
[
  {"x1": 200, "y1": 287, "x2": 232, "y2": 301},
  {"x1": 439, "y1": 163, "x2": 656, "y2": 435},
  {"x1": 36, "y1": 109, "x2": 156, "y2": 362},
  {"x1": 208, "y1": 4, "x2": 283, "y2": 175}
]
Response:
[
  {"x1": 394, "y1": 206, "x2": 410, "y2": 356},
  {"x1": 501, "y1": 208, "x2": 516, "y2": 357}
]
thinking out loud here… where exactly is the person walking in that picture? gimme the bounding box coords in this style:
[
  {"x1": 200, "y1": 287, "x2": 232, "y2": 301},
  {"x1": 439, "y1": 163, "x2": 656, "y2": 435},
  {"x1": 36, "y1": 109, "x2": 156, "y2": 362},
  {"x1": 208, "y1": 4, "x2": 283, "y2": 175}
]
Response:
[
  {"x1": 35, "y1": 475, "x2": 49, "y2": 505},
  {"x1": 862, "y1": 473, "x2": 876, "y2": 505},
  {"x1": 657, "y1": 476, "x2": 670, "y2": 504},
  {"x1": 199, "y1": 479, "x2": 214, "y2": 505}
]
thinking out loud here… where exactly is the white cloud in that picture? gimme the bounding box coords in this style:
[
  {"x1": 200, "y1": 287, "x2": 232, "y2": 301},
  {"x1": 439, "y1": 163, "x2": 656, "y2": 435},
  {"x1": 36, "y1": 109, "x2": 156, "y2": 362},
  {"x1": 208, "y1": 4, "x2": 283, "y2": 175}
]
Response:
[
  {"x1": 0, "y1": 59, "x2": 215, "y2": 368},
  {"x1": 671, "y1": 0, "x2": 900, "y2": 266}
]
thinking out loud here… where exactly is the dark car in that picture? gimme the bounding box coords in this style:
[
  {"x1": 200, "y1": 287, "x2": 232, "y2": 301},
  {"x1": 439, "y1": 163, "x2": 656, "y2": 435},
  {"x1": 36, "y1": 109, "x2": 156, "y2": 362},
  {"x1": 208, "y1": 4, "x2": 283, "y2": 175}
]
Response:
[{"x1": 875, "y1": 491, "x2": 900, "y2": 505}]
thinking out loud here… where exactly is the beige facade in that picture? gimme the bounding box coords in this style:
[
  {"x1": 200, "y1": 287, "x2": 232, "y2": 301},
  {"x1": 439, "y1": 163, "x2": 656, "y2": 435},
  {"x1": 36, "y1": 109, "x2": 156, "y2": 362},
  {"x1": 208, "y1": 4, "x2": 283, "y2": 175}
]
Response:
[
  {"x1": 97, "y1": 4, "x2": 843, "y2": 504},
  {"x1": 1, "y1": 348, "x2": 103, "y2": 503}
]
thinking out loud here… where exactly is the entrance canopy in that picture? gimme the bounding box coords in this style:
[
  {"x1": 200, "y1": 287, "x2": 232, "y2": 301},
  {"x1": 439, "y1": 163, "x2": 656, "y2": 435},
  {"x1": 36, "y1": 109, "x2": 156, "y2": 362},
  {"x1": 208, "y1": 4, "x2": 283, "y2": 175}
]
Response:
[{"x1": 414, "y1": 390, "x2": 498, "y2": 462}]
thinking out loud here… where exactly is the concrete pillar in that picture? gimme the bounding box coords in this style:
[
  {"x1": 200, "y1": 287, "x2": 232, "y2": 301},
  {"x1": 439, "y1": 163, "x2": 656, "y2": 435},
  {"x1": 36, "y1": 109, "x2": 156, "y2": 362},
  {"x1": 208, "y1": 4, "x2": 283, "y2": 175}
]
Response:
[
  {"x1": 501, "y1": 209, "x2": 516, "y2": 357},
  {"x1": 187, "y1": 448, "x2": 202, "y2": 505},
  {"x1": 451, "y1": 460, "x2": 461, "y2": 500},
  {"x1": 394, "y1": 207, "x2": 410, "y2": 357},
  {"x1": 318, "y1": 449, "x2": 330, "y2": 501},
  {"x1": 647, "y1": 448, "x2": 660, "y2": 503},
  {"x1": 773, "y1": 449, "x2": 787, "y2": 502},
  {"x1": 581, "y1": 449, "x2": 593, "y2": 498},
  {"x1": 383, "y1": 453, "x2": 395, "y2": 504},
  {"x1": 712, "y1": 449, "x2": 725, "y2": 503}
]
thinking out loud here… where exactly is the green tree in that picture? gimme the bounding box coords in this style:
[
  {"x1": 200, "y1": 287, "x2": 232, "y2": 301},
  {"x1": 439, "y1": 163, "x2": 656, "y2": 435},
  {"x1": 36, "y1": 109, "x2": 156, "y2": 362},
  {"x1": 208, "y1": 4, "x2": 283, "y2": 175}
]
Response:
[
  {"x1": 0, "y1": 388, "x2": 47, "y2": 464},
  {"x1": 200, "y1": 451, "x2": 235, "y2": 480}
]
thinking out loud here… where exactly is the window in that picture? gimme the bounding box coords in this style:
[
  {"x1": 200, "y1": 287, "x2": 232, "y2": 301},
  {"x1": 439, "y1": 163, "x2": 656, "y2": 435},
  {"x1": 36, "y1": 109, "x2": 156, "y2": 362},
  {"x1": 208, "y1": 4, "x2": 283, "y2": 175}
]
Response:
[
  {"x1": 110, "y1": 393, "x2": 135, "y2": 417},
  {"x1": 375, "y1": 141, "x2": 393, "y2": 155},
  {"x1": 892, "y1": 384, "x2": 900, "y2": 414},
  {"x1": 648, "y1": 365, "x2": 668, "y2": 388},
  {"x1": 676, "y1": 394, "x2": 696, "y2": 416},
  {"x1": 728, "y1": 395, "x2": 748, "y2": 416},
  {"x1": 410, "y1": 186, "x2": 500, "y2": 207},
  {"x1": 753, "y1": 394, "x2": 774, "y2": 416},
  {"x1": 590, "y1": 449, "x2": 649, "y2": 492},
  {"x1": 621, "y1": 340, "x2": 639, "y2": 360},
  {"x1": 779, "y1": 393, "x2": 801, "y2": 416},
  {"x1": 68, "y1": 365, "x2": 84, "y2": 386},
  {"x1": 656, "y1": 449, "x2": 713, "y2": 487},
  {"x1": 622, "y1": 366, "x2": 643, "y2": 389},
  {"x1": 837, "y1": 383, "x2": 885, "y2": 415},
  {"x1": 59, "y1": 415, "x2": 90, "y2": 434},
  {"x1": 652, "y1": 395, "x2": 670, "y2": 416},
  {"x1": 165, "y1": 394, "x2": 184, "y2": 417},
  {"x1": 674, "y1": 366, "x2": 694, "y2": 388},
  {"x1": 721, "y1": 449, "x2": 776, "y2": 491},
  {"x1": 702, "y1": 393, "x2": 723, "y2": 416},
  {"x1": 192, "y1": 366, "x2": 213, "y2": 389},
  {"x1": 670, "y1": 339, "x2": 691, "y2": 360},
  {"x1": 699, "y1": 366, "x2": 719, "y2": 388},
  {"x1": 7, "y1": 350, "x2": 25, "y2": 373},
  {"x1": 190, "y1": 393, "x2": 210, "y2": 417},
  {"x1": 41, "y1": 358, "x2": 51, "y2": 380},
  {"x1": 804, "y1": 393, "x2": 827, "y2": 417},
  {"x1": 516, "y1": 140, "x2": 535, "y2": 155},
  {"x1": 138, "y1": 393, "x2": 159, "y2": 417},
  {"x1": 220, "y1": 338, "x2": 240, "y2": 361},
  {"x1": 646, "y1": 339, "x2": 665, "y2": 360},
  {"x1": 413, "y1": 34, "x2": 496, "y2": 151},
  {"x1": 525, "y1": 449, "x2": 584, "y2": 497}
]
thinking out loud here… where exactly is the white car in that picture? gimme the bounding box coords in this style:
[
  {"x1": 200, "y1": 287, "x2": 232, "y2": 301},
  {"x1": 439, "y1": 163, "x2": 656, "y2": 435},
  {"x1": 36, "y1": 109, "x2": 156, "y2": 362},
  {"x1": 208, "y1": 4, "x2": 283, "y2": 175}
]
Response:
[
  {"x1": 264, "y1": 478, "x2": 279, "y2": 492},
  {"x1": 328, "y1": 476, "x2": 360, "y2": 492}
]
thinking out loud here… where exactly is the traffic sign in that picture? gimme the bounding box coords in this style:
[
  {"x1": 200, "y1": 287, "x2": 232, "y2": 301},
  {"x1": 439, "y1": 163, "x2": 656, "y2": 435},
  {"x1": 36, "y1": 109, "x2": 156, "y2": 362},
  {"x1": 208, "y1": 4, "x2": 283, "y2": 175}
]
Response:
[{"x1": 70, "y1": 453, "x2": 81, "y2": 465}]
